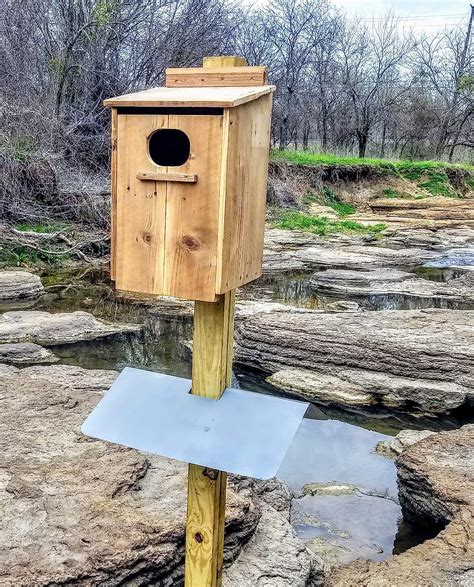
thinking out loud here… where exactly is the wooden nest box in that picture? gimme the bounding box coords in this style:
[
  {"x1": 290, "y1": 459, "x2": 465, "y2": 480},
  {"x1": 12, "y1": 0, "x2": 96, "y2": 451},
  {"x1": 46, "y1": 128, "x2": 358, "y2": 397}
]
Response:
[{"x1": 105, "y1": 61, "x2": 275, "y2": 302}]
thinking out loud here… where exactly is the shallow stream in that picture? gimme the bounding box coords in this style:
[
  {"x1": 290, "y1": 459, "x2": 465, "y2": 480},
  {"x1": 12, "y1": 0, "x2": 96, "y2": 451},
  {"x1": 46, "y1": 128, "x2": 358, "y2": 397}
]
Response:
[{"x1": 32, "y1": 251, "x2": 473, "y2": 565}]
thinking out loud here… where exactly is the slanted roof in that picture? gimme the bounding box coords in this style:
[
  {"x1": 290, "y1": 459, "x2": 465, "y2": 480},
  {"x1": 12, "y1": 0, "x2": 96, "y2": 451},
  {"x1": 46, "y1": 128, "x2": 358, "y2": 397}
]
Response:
[{"x1": 104, "y1": 85, "x2": 275, "y2": 109}]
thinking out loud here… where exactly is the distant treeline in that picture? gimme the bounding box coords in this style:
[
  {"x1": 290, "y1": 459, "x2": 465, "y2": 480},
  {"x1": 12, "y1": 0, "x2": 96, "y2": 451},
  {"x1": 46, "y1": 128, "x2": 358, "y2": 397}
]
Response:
[{"x1": 0, "y1": 0, "x2": 472, "y2": 219}]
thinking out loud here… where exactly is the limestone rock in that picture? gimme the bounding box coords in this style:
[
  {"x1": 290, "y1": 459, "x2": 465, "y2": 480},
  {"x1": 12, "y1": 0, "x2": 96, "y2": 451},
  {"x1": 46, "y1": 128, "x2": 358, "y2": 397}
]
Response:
[
  {"x1": 224, "y1": 505, "x2": 317, "y2": 587},
  {"x1": 262, "y1": 250, "x2": 308, "y2": 273},
  {"x1": 267, "y1": 369, "x2": 376, "y2": 408},
  {"x1": 386, "y1": 227, "x2": 474, "y2": 250},
  {"x1": 235, "y1": 309, "x2": 473, "y2": 415},
  {"x1": 0, "y1": 363, "x2": 260, "y2": 585},
  {"x1": 302, "y1": 482, "x2": 358, "y2": 497},
  {"x1": 0, "y1": 310, "x2": 142, "y2": 345},
  {"x1": 0, "y1": 342, "x2": 58, "y2": 365},
  {"x1": 325, "y1": 301, "x2": 360, "y2": 312},
  {"x1": 310, "y1": 267, "x2": 474, "y2": 305},
  {"x1": 397, "y1": 424, "x2": 474, "y2": 527},
  {"x1": 0, "y1": 271, "x2": 44, "y2": 305},
  {"x1": 327, "y1": 425, "x2": 474, "y2": 586},
  {"x1": 376, "y1": 429, "x2": 436, "y2": 459}
]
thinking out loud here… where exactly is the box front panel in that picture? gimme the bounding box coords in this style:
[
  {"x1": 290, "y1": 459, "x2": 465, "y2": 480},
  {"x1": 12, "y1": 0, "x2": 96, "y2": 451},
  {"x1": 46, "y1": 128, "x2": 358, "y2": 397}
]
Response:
[
  {"x1": 115, "y1": 115, "x2": 167, "y2": 295},
  {"x1": 164, "y1": 114, "x2": 223, "y2": 301},
  {"x1": 115, "y1": 113, "x2": 222, "y2": 301}
]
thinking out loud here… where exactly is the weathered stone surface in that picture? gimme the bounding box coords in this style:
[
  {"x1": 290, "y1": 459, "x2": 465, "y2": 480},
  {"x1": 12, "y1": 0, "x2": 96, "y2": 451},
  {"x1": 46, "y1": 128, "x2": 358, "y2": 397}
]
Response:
[
  {"x1": 376, "y1": 429, "x2": 436, "y2": 459},
  {"x1": 397, "y1": 424, "x2": 474, "y2": 527},
  {"x1": 267, "y1": 369, "x2": 376, "y2": 408},
  {"x1": 293, "y1": 244, "x2": 440, "y2": 270},
  {"x1": 0, "y1": 342, "x2": 58, "y2": 365},
  {"x1": 224, "y1": 505, "x2": 317, "y2": 587},
  {"x1": 325, "y1": 300, "x2": 360, "y2": 312},
  {"x1": 0, "y1": 363, "x2": 261, "y2": 586},
  {"x1": 0, "y1": 310, "x2": 142, "y2": 345},
  {"x1": 327, "y1": 425, "x2": 474, "y2": 586},
  {"x1": 386, "y1": 227, "x2": 474, "y2": 250},
  {"x1": 262, "y1": 250, "x2": 308, "y2": 273},
  {"x1": 0, "y1": 363, "x2": 321, "y2": 586},
  {"x1": 351, "y1": 197, "x2": 474, "y2": 230},
  {"x1": 235, "y1": 309, "x2": 473, "y2": 415},
  {"x1": 302, "y1": 482, "x2": 358, "y2": 497},
  {"x1": 0, "y1": 271, "x2": 44, "y2": 304},
  {"x1": 310, "y1": 268, "x2": 474, "y2": 305}
]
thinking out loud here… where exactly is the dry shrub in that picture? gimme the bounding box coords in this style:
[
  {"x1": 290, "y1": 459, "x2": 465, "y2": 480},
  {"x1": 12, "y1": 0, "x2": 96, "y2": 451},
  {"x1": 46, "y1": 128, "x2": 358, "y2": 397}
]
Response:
[
  {"x1": 0, "y1": 149, "x2": 58, "y2": 221},
  {"x1": 267, "y1": 162, "x2": 312, "y2": 207}
]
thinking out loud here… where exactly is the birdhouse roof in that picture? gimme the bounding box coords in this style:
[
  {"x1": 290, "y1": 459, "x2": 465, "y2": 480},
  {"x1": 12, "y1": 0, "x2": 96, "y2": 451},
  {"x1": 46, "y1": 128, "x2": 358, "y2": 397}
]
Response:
[{"x1": 104, "y1": 85, "x2": 275, "y2": 108}]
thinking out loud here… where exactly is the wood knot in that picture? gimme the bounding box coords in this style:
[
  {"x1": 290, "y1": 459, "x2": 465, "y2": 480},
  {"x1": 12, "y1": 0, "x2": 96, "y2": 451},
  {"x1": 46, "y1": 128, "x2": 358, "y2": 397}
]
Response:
[
  {"x1": 203, "y1": 467, "x2": 219, "y2": 480},
  {"x1": 143, "y1": 232, "x2": 153, "y2": 244},
  {"x1": 194, "y1": 532, "x2": 204, "y2": 543},
  {"x1": 181, "y1": 235, "x2": 200, "y2": 251}
]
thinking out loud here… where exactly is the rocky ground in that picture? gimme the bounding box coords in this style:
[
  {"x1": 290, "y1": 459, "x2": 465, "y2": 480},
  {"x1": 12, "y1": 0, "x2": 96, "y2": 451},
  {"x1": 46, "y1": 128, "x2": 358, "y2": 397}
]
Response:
[
  {"x1": 236, "y1": 307, "x2": 473, "y2": 416},
  {"x1": 0, "y1": 362, "x2": 319, "y2": 586},
  {"x1": 0, "y1": 203, "x2": 473, "y2": 585},
  {"x1": 327, "y1": 425, "x2": 474, "y2": 586}
]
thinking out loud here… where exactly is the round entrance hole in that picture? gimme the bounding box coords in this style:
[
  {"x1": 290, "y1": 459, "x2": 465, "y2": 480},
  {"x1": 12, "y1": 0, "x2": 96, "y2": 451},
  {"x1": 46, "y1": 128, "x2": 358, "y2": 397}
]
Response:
[{"x1": 148, "y1": 128, "x2": 190, "y2": 167}]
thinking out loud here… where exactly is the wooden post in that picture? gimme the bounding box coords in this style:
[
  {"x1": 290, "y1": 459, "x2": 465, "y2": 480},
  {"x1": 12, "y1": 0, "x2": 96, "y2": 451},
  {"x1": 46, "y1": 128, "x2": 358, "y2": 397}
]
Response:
[
  {"x1": 185, "y1": 292, "x2": 235, "y2": 587},
  {"x1": 184, "y1": 57, "x2": 245, "y2": 587}
]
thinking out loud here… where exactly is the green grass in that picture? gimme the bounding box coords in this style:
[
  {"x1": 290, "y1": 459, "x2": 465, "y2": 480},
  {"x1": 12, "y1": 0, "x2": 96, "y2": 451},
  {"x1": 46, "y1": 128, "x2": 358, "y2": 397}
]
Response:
[
  {"x1": 303, "y1": 189, "x2": 355, "y2": 215},
  {"x1": 0, "y1": 245, "x2": 68, "y2": 268},
  {"x1": 271, "y1": 149, "x2": 474, "y2": 172},
  {"x1": 271, "y1": 150, "x2": 474, "y2": 198},
  {"x1": 15, "y1": 221, "x2": 67, "y2": 233},
  {"x1": 273, "y1": 210, "x2": 385, "y2": 236},
  {"x1": 381, "y1": 188, "x2": 400, "y2": 198}
]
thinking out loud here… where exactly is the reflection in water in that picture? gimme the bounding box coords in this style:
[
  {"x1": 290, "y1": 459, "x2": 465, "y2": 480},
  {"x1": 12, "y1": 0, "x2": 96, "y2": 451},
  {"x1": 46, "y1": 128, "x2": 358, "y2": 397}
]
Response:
[
  {"x1": 242, "y1": 268, "x2": 474, "y2": 311},
  {"x1": 277, "y1": 418, "x2": 398, "y2": 496}
]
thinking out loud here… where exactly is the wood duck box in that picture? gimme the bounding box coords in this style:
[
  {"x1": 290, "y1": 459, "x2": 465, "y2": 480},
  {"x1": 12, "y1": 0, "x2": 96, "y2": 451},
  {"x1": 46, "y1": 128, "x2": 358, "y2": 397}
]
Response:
[{"x1": 105, "y1": 69, "x2": 275, "y2": 302}]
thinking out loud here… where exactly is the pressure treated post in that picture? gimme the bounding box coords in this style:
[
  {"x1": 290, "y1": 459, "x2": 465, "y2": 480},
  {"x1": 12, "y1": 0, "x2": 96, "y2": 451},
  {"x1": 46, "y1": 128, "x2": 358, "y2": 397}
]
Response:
[{"x1": 184, "y1": 58, "x2": 242, "y2": 587}]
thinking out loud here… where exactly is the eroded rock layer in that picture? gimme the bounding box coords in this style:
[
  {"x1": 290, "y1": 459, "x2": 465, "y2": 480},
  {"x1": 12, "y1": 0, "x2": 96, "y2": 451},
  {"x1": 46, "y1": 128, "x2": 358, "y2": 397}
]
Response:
[{"x1": 235, "y1": 308, "x2": 474, "y2": 415}]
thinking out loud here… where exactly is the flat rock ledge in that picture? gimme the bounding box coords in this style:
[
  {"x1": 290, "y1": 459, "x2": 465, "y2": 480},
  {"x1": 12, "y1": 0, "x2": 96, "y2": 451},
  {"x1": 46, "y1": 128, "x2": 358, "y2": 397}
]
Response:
[
  {"x1": 0, "y1": 363, "x2": 320, "y2": 586},
  {"x1": 0, "y1": 310, "x2": 142, "y2": 346},
  {"x1": 327, "y1": 425, "x2": 474, "y2": 586},
  {"x1": 234, "y1": 308, "x2": 474, "y2": 416},
  {"x1": 0, "y1": 271, "x2": 44, "y2": 304},
  {"x1": 376, "y1": 429, "x2": 436, "y2": 459},
  {"x1": 0, "y1": 342, "x2": 58, "y2": 365},
  {"x1": 310, "y1": 268, "x2": 474, "y2": 306}
]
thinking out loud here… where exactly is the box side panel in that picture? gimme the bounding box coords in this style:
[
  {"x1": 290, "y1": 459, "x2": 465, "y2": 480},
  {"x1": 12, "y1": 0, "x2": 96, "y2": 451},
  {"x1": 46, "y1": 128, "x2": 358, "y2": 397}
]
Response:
[
  {"x1": 115, "y1": 114, "x2": 167, "y2": 294},
  {"x1": 217, "y1": 94, "x2": 272, "y2": 293},
  {"x1": 164, "y1": 115, "x2": 223, "y2": 301}
]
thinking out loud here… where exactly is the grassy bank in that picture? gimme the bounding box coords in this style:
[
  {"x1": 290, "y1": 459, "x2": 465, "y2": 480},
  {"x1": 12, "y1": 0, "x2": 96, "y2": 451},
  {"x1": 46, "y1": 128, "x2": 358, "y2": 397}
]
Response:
[
  {"x1": 272, "y1": 210, "x2": 385, "y2": 236},
  {"x1": 267, "y1": 150, "x2": 474, "y2": 218},
  {"x1": 271, "y1": 150, "x2": 474, "y2": 173}
]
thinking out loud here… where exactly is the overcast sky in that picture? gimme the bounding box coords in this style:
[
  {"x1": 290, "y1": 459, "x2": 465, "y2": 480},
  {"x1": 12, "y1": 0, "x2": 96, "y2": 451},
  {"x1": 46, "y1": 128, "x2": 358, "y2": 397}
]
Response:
[{"x1": 332, "y1": 0, "x2": 471, "y2": 33}]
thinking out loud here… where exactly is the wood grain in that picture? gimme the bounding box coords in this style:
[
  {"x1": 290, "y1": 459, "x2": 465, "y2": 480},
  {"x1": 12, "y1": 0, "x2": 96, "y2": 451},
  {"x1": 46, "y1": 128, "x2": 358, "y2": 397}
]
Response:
[
  {"x1": 115, "y1": 114, "x2": 167, "y2": 294},
  {"x1": 110, "y1": 108, "x2": 118, "y2": 281},
  {"x1": 185, "y1": 464, "x2": 227, "y2": 587},
  {"x1": 216, "y1": 93, "x2": 273, "y2": 292},
  {"x1": 202, "y1": 56, "x2": 247, "y2": 67},
  {"x1": 136, "y1": 171, "x2": 197, "y2": 183},
  {"x1": 103, "y1": 85, "x2": 275, "y2": 108},
  {"x1": 185, "y1": 291, "x2": 235, "y2": 587},
  {"x1": 164, "y1": 114, "x2": 222, "y2": 302},
  {"x1": 165, "y1": 66, "x2": 268, "y2": 88},
  {"x1": 191, "y1": 291, "x2": 235, "y2": 397}
]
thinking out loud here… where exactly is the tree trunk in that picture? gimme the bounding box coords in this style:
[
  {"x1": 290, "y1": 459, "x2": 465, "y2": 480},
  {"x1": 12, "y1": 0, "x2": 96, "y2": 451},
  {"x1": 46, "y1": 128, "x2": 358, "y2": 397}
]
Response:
[{"x1": 357, "y1": 131, "x2": 368, "y2": 158}]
